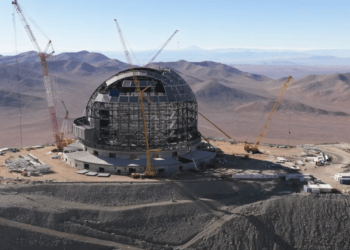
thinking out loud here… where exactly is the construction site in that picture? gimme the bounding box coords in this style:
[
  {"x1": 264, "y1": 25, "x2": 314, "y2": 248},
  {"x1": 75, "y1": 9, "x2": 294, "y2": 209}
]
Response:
[
  {"x1": 2, "y1": 1, "x2": 350, "y2": 250},
  {"x1": 2, "y1": 140, "x2": 350, "y2": 249}
]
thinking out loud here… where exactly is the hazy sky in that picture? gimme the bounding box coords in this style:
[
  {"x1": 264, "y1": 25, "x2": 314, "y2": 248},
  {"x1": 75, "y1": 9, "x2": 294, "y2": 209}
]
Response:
[{"x1": 1, "y1": 0, "x2": 349, "y2": 54}]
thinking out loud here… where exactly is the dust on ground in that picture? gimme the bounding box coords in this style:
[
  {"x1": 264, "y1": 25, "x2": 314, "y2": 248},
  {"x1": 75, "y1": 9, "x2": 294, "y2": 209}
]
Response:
[
  {"x1": 213, "y1": 141, "x2": 350, "y2": 192},
  {"x1": 1, "y1": 142, "x2": 350, "y2": 195},
  {"x1": 0, "y1": 146, "x2": 154, "y2": 183},
  {"x1": 1, "y1": 142, "x2": 350, "y2": 249}
]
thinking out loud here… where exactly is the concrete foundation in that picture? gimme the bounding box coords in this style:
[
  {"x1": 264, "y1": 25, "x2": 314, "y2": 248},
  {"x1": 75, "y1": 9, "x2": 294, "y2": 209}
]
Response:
[{"x1": 63, "y1": 142, "x2": 216, "y2": 175}]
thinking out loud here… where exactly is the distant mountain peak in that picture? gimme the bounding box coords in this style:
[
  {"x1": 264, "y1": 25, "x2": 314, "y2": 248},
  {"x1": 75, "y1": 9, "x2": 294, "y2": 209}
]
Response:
[
  {"x1": 185, "y1": 45, "x2": 204, "y2": 51},
  {"x1": 19, "y1": 51, "x2": 37, "y2": 56},
  {"x1": 309, "y1": 55, "x2": 337, "y2": 60},
  {"x1": 54, "y1": 51, "x2": 112, "y2": 64},
  {"x1": 192, "y1": 61, "x2": 244, "y2": 75},
  {"x1": 76, "y1": 50, "x2": 89, "y2": 53}
]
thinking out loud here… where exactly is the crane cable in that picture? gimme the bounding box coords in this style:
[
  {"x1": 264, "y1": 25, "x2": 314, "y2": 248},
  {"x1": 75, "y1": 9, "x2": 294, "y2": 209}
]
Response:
[
  {"x1": 287, "y1": 82, "x2": 294, "y2": 148},
  {"x1": 199, "y1": 112, "x2": 232, "y2": 140},
  {"x1": 13, "y1": 8, "x2": 23, "y2": 148},
  {"x1": 142, "y1": 49, "x2": 158, "y2": 66},
  {"x1": 123, "y1": 35, "x2": 140, "y2": 66},
  {"x1": 24, "y1": 1, "x2": 62, "y2": 137},
  {"x1": 245, "y1": 110, "x2": 267, "y2": 143},
  {"x1": 19, "y1": 2, "x2": 50, "y2": 41},
  {"x1": 48, "y1": 44, "x2": 62, "y2": 130},
  {"x1": 142, "y1": 39, "x2": 166, "y2": 64}
]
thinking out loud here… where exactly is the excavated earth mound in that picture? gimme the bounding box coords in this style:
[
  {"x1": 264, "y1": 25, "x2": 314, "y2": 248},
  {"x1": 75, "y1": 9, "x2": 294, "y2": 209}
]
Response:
[
  {"x1": 0, "y1": 181, "x2": 349, "y2": 250},
  {"x1": 190, "y1": 194, "x2": 350, "y2": 250}
]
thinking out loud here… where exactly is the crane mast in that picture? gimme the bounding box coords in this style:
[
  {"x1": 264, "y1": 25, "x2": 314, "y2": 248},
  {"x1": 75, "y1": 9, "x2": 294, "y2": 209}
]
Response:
[
  {"x1": 114, "y1": 19, "x2": 156, "y2": 176},
  {"x1": 146, "y1": 30, "x2": 179, "y2": 66},
  {"x1": 62, "y1": 101, "x2": 69, "y2": 120},
  {"x1": 244, "y1": 76, "x2": 293, "y2": 153},
  {"x1": 12, "y1": 0, "x2": 62, "y2": 148},
  {"x1": 60, "y1": 101, "x2": 69, "y2": 136}
]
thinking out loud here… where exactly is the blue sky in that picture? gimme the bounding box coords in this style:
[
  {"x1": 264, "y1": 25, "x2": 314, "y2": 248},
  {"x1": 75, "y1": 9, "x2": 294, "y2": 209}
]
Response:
[{"x1": 1, "y1": 0, "x2": 350, "y2": 55}]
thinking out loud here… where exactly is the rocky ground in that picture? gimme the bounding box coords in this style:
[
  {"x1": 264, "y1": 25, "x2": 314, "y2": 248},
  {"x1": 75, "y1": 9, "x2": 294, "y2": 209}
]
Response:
[
  {"x1": 0, "y1": 179, "x2": 349, "y2": 250},
  {"x1": 1, "y1": 142, "x2": 350, "y2": 249},
  {"x1": 189, "y1": 194, "x2": 350, "y2": 250}
]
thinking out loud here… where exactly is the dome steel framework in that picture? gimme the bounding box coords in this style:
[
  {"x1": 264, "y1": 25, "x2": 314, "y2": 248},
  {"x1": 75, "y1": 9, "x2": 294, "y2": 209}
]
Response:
[{"x1": 73, "y1": 67, "x2": 201, "y2": 152}]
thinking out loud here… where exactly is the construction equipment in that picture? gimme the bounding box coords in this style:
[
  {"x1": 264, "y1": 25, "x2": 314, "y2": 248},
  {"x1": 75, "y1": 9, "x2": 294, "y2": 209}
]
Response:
[
  {"x1": 59, "y1": 101, "x2": 75, "y2": 148},
  {"x1": 12, "y1": 1, "x2": 63, "y2": 150},
  {"x1": 60, "y1": 101, "x2": 69, "y2": 135},
  {"x1": 115, "y1": 19, "x2": 160, "y2": 178},
  {"x1": 199, "y1": 112, "x2": 232, "y2": 139},
  {"x1": 145, "y1": 30, "x2": 179, "y2": 66},
  {"x1": 25, "y1": 147, "x2": 35, "y2": 151},
  {"x1": 244, "y1": 76, "x2": 293, "y2": 153}
]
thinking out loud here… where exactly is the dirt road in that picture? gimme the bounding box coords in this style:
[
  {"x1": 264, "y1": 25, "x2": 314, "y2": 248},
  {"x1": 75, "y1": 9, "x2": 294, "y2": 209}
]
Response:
[{"x1": 0, "y1": 216, "x2": 142, "y2": 250}]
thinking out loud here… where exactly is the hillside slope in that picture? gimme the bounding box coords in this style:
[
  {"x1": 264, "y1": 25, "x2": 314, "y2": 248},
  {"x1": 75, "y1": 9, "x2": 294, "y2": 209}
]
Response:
[
  {"x1": 1, "y1": 51, "x2": 350, "y2": 146},
  {"x1": 192, "y1": 194, "x2": 350, "y2": 250}
]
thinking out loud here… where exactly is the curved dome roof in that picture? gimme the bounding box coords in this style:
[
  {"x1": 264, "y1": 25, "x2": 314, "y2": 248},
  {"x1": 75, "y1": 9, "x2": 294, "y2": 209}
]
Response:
[
  {"x1": 87, "y1": 67, "x2": 196, "y2": 107},
  {"x1": 76, "y1": 67, "x2": 201, "y2": 151}
]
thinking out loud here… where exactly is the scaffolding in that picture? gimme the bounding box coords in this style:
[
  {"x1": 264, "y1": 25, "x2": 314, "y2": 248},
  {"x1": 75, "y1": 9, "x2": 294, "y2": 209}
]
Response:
[
  {"x1": 74, "y1": 68, "x2": 201, "y2": 152},
  {"x1": 90, "y1": 100, "x2": 199, "y2": 149}
]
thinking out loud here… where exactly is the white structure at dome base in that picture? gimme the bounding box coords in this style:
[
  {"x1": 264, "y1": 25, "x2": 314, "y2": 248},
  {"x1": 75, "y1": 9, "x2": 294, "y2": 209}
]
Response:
[{"x1": 63, "y1": 67, "x2": 217, "y2": 174}]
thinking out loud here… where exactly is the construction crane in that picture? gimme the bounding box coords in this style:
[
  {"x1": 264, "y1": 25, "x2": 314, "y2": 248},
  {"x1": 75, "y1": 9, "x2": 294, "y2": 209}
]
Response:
[
  {"x1": 62, "y1": 101, "x2": 69, "y2": 121},
  {"x1": 244, "y1": 76, "x2": 293, "y2": 153},
  {"x1": 198, "y1": 112, "x2": 235, "y2": 153},
  {"x1": 199, "y1": 112, "x2": 232, "y2": 140},
  {"x1": 60, "y1": 101, "x2": 70, "y2": 136},
  {"x1": 114, "y1": 19, "x2": 160, "y2": 178},
  {"x1": 12, "y1": 0, "x2": 64, "y2": 150},
  {"x1": 59, "y1": 101, "x2": 74, "y2": 148},
  {"x1": 145, "y1": 30, "x2": 179, "y2": 66}
]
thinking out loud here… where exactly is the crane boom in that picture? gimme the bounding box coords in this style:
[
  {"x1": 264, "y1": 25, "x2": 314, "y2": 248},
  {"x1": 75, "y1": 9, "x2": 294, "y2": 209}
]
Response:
[
  {"x1": 114, "y1": 19, "x2": 133, "y2": 71},
  {"x1": 255, "y1": 76, "x2": 292, "y2": 145},
  {"x1": 60, "y1": 101, "x2": 70, "y2": 138},
  {"x1": 12, "y1": 1, "x2": 41, "y2": 52},
  {"x1": 12, "y1": 0, "x2": 62, "y2": 148},
  {"x1": 146, "y1": 30, "x2": 179, "y2": 66},
  {"x1": 114, "y1": 19, "x2": 155, "y2": 175},
  {"x1": 62, "y1": 101, "x2": 68, "y2": 119},
  {"x1": 199, "y1": 112, "x2": 232, "y2": 139},
  {"x1": 244, "y1": 76, "x2": 293, "y2": 153}
]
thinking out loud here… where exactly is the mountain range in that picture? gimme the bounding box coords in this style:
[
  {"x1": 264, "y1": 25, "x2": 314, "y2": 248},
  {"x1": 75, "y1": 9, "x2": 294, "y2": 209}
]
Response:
[
  {"x1": 1, "y1": 50, "x2": 350, "y2": 147},
  {"x1": 95, "y1": 47, "x2": 350, "y2": 67}
]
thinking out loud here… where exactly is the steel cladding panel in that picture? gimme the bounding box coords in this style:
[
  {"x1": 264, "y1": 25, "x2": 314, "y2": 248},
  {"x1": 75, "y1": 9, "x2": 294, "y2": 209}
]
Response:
[
  {"x1": 84, "y1": 68, "x2": 200, "y2": 150},
  {"x1": 129, "y1": 96, "x2": 139, "y2": 103},
  {"x1": 119, "y1": 96, "x2": 129, "y2": 103},
  {"x1": 159, "y1": 96, "x2": 168, "y2": 102}
]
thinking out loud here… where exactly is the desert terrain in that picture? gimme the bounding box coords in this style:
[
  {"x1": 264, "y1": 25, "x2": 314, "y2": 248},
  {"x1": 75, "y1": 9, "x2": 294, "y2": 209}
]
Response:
[
  {"x1": 1, "y1": 141, "x2": 350, "y2": 249},
  {"x1": 2, "y1": 51, "x2": 350, "y2": 249},
  {"x1": 1, "y1": 51, "x2": 350, "y2": 148}
]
